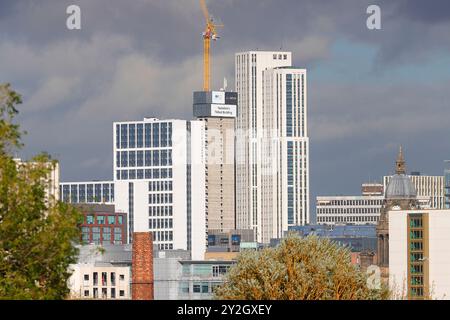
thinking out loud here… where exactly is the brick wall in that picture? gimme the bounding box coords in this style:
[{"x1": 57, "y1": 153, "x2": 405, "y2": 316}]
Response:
[{"x1": 132, "y1": 232, "x2": 154, "y2": 300}]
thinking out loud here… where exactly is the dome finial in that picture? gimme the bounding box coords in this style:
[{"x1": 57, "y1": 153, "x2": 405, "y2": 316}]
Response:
[{"x1": 396, "y1": 145, "x2": 406, "y2": 174}]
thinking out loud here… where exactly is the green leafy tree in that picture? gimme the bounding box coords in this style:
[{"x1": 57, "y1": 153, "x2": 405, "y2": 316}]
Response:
[
  {"x1": 0, "y1": 83, "x2": 82, "y2": 299},
  {"x1": 215, "y1": 234, "x2": 390, "y2": 300}
]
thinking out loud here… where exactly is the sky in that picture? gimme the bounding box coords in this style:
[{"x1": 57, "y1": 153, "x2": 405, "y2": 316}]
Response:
[{"x1": 1, "y1": 0, "x2": 450, "y2": 218}]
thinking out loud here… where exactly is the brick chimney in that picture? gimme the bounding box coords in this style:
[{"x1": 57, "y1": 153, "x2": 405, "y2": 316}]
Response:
[{"x1": 132, "y1": 232, "x2": 154, "y2": 300}]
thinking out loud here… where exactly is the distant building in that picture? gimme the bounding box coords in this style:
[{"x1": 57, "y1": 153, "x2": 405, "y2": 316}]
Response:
[
  {"x1": 14, "y1": 158, "x2": 60, "y2": 204},
  {"x1": 235, "y1": 51, "x2": 310, "y2": 244},
  {"x1": 74, "y1": 204, "x2": 127, "y2": 245},
  {"x1": 316, "y1": 183, "x2": 384, "y2": 225},
  {"x1": 153, "y1": 249, "x2": 234, "y2": 300},
  {"x1": 377, "y1": 147, "x2": 420, "y2": 273},
  {"x1": 384, "y1": 173, "x2": 445, "y2": 209},
  {"x1": 193, "y1": 90, "x2": 237, "y2": 233},
  {"x1": 206, "y1": 229, "x2": 255, "y2": 253},
  {"x1": 287, "y1": 224, "x2": 377, "y2": 253},
  {"x1": 113, "y1": 118, "x2": 206, "y2": 260},
  {"x1": 60, "y1": 181, "x2": 115, "y2": 204},
  {"x1": 68, "y1": 244, "x2": 132, "y2": 300},
  {"x1": 445, "y1": 161, "x2": 450, "y2": 209},
  {"x1": 389, "y1": 209, "x2": 450, "y2": 299}
]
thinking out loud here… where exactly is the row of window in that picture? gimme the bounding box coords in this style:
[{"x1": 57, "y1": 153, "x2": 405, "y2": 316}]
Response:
[
  {"x1": 149, "y1": 180, "x2": 173, "y2": 192},
  {"x1": 317, "y1": 200, "x2": 383, "y2": 206},
  {"x1": 116, "y1": 122, "x2": 172, "y2": 149},
  {"x1": 317, "y1": 208, "x2": 380, "y2": 214},
  {"x1": 85, "y1": 215, "x2": 124, "y2": 225},
  {"x1": 84, "y1": 288, "x2": 126, "y2": 299},
  {"x1": 149, "y1": 193, "x2": 173, "y2": 205},
  {"x1": 116, "y1": 168, "x2": 172, "y2": 180},
  {"x1": 116, "y1": 150, "x2": 172, "y2": 168},
  {"x1": 60, "y1": 183, "x2": 114, "y2": 204},
  {"x1": 84, "y1": 272, "x2": 125, "y2": 286},
  {"x1": 149, "y1": 206, "x2": 173, "y2": 217},
  {"x1": 152, "y1": 230, "x2": 173, "y2": 242},
  {"x1": 317, "y1": 216, "x2": 379, "y2": 223},
  {"x1": 149, "y1": 218, "x2": 173, "y2": 230}
]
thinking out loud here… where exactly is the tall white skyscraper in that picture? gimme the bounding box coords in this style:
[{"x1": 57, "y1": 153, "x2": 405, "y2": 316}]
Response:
[
  {"x1": 113, "y1": 118, "x2": 206, "y2": 260},
  {"x1": 235, "y1": 51, "x2": 310, "y2": 243}
]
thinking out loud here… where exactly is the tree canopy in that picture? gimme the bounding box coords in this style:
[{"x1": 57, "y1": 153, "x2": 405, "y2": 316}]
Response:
[
  {"x1": 0, "y1": 83, "x2": 81, "y2": 299},
  {"x1": 215, "y1": 234, "x2": 390, "y2": 300}
]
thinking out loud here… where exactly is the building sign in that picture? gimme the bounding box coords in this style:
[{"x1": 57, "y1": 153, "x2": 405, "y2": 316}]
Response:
[
  {"x1": 211, "y1": 104, "x2": 237, "y2": 117},
  {"x1": 212, "y1": 91, "x2": 225, "y2": 104}
]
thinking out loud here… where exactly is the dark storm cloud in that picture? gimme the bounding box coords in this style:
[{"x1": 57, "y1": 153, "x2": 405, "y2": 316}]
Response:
[{"x1": 0, "y1": 0, "x2": 449, "y2": 209}]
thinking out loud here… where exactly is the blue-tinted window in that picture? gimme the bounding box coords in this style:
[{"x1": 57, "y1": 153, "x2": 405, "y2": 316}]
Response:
[
  {"x1": 70, "y1": 185, "x2": 78, "y2": 203},
  {"x1": 95, "y1": 184, "x2": 102, "y2": 202},
  {"x1": 137, "y1": 123, "x2": 143, "y2": 148},
  {"x1": 145, "y1": 150, "x2": 152, "y2": 167},
  {"x1": 145, "y1": 169, "x2": 152, "y2": 179},
  {"x1": 137, "y1": 169, "x2": 144, "y2": 179},
  {"x1": 161, "y1": 150, "x2": 168, "y2": 166},
  {"x1": 87, "y1": 185, "x2": 94, "y2": 202},
  {"x1": 116, "y1": 124, "x2": 120, "y2": 149},
  {"x1": 137, "y1": 151, "x2": 144, "y2": 167},
  {"x1": 129, "y1": 169, "x2": 136, "y2": 180},
  {"x1": 103, "y1": 184, "x2": 110, "y2": 202},
  {"x1": 129, "y1": 124, "x2": 136, "y2": 148},
  {"x1": 145, "y1": 123, "x2": 151, "y2": 148},
  {"x1": 153, "y1": 150, "x2": 160, "y2": 166},
  {"x1": 79, "y1": 185, "x2": 86, "y2": 202},
  {"x1": 129, "y1": 151, "x2": 136, "y2": 167},
  {"x1": 286, "y1": 74, "x2": 293, "y2": 137},
  {"x1": 153, "y1": 169, "x2": 160, "y2": 179},
  {"x1": 121, "y1": 151, "x2": 128, "y2": 167},
  {"x1": 168, "y1": 123, "x2": 172, "y2": 147},
  {"x1": 121, "y1": 170, "x2": 128, "y2": 180},
  {"x1": 120, "y1": 124, "x2": 128, "y2": 149},
  {"x1": 161, "y1": 123, "x2": 167, "y2": 147},
  {"x1": 153, "y1": 123, "x2": 160, "y2": 148},
  {"x1": 116, "y1": 151, "x2": 121, "y2": 168}
]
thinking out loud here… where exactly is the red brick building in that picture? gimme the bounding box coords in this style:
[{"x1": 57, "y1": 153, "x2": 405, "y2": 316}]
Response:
[{"x1": 75, "y1": 204, "x2": 127, "y2": 245}]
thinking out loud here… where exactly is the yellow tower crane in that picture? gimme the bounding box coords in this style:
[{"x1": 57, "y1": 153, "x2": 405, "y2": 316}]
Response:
[{"x1": 200, "y1": 0, "x2": 223, "y2": 91}]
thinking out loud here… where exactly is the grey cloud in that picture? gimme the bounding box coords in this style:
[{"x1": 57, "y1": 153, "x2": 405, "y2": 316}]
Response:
[{"x1": 1, "y1": 0, "x2": 449, "y2": 204}]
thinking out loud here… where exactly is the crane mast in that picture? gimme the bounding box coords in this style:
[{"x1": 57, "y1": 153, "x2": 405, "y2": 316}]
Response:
[{"x1": 200, "y1": 0, "x2": 222, "y2": 91}]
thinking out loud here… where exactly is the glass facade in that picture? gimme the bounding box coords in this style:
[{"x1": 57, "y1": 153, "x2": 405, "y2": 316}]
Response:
[{"x1": 60, "y1": 182, "x2": 115, "y2": 204}]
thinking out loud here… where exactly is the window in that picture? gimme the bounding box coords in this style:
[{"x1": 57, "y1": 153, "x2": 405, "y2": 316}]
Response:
[
  {"x1": 201, "y1": 283, "x2": 209, "y2": 294},
  {"x1": 101, "y1": 288, "x2": 107, "y2": 299},
  {"x1": 93, "y1": 288, "x2": 98, "y2": 299},
  {"x1": 180, "y1": 282, "x2": 189, "y2": 294},
  {"x1": 213, "y1": 265, "x2": 230, "y2": 277},
  {"x1": 93, "y1": 272, "x2": 98, "y2": 286},
  {"x1": 119, "y1": 290, "x2": 125, "y2": 297},
  {"x1": 108, "y1": 216, "x2": 116, "y2": 225},
  {"x1": 111, "y1": 273, "x2": 116, "y2": 286},
  {"x1": 84, "y1": 290, "x2": 89, "y2": 297},
  {"x1": 111, "y1": 288, "x2": 116, "y2": 299},
  {"x1": 102, "y1": 272, "x2": 107, "y2": 286},
  {"x1": 87, "y1": 215, "x2": 94, "y2": 224},
  {"x1": 119, "y1": 274, "x2": 125, "y2": 281},
  {"x1": 84, "y1": 274, "x2": 89, "y2": 281},
  {"x1": 118, "y1": 216, "x2": 123, "y2": 225},
  {"x1": 193, "y1": 284, "x2": 201, "y2": 293},
  {"x1": 97, "y1": 215, "x2": 105, "y2": 224}
]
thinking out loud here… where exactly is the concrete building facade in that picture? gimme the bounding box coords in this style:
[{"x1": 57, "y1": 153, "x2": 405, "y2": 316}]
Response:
[
  {"x1": 384, "y1": 174, "x2": 445, "y2": 209},
  {"x1": 113, "y1": 118, "x2": 206, "y2": 260},
  {"x1": 235, "y1": 51, "x2": 309, "y2": 243},
  {"x1": 389, "y1": 209, "x2": 450, "y2": 299},
  {"x1": 193, "y1": 91, "x2": 237, "y2": 233}
]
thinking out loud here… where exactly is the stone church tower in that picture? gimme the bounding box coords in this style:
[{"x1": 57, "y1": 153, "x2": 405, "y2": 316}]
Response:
[{"x1": 377, "y1": 147, "x2": 420, "y2": 275}]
